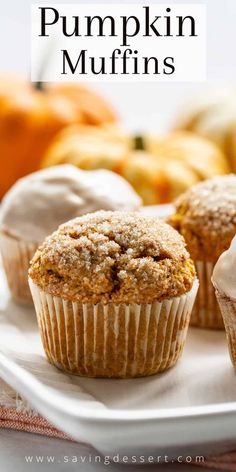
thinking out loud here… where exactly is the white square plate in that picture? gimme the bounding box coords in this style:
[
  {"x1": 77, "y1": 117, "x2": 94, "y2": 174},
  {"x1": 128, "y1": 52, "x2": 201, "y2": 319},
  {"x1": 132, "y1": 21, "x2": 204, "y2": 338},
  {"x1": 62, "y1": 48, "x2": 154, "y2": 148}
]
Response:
[{"x1": 0, "y1": 205, "x2": 235, "y2": 459}]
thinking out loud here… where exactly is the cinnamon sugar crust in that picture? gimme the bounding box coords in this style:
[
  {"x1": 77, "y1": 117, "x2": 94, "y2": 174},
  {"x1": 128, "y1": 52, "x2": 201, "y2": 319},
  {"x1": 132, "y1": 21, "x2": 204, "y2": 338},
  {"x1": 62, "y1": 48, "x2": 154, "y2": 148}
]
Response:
[
  {"x1": 168, "y1": 175, "x2": 236, "y2": 261},
  {"x1": 29, "y1": 211, "x2": 195, "y2": 304}
]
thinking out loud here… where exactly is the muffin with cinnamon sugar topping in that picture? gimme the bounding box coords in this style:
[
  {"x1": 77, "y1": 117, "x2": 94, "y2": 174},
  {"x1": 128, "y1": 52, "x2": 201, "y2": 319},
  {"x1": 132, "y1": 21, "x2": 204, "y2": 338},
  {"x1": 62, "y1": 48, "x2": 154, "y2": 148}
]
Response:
[
  {"x1": 29, "y1": 211, "x2": 198, "y2": 378},
  {"x1": 168, "y1": 174, "x2": 236, "y2": 329}
]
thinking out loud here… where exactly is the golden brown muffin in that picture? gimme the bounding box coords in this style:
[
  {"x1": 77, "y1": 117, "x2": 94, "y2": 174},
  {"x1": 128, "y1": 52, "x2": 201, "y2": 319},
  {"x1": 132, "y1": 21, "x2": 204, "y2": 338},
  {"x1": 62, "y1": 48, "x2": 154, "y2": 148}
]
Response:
[
  {"x1": 168, "y1": 174, "x2": 236, "y2": 329},
  {"x1": 168, "y1": 175, "x2": 236, "y2": 261},
  {"x1": 174, "y1": 87, "x2": 236, "y2": 171},
  {"x1": 0, "y1": 164, "x2": 141, "y2": 304},
  {"x1": 29, "y1": 211, "x2": 198, "y2": 378},
  {"x1": 41, "y1": 124, "x2": 131, "y2": 173},
  {"x1": 29, "y1": 211, "x2": 195, "y2": 304}
]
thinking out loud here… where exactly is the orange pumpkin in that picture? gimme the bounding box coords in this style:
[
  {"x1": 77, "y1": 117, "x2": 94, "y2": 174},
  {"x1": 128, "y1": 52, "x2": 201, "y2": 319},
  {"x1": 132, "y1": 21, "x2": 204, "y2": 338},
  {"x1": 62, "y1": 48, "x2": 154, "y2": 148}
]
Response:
[{"x1": 0, "y1": 75, "x2": 116, "y2": 198}]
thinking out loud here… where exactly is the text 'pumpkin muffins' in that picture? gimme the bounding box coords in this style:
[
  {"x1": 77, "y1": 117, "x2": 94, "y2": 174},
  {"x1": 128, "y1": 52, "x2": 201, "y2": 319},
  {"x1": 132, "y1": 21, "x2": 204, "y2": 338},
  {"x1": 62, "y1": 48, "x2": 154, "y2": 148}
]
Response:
[
  {"x1": 0, "y1": 165, "x2": 141, "y2": 304},
  {"x1": 167, "y1": 175, "x2": 236, "y2": 329},
  {"x1": 29, "y1": 211, "x2": 198, "y2": 378}
]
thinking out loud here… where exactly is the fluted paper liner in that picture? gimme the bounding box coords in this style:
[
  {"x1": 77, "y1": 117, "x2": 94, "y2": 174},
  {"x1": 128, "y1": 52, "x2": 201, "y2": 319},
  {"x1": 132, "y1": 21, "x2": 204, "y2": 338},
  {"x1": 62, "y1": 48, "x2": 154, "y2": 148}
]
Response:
[
  {"x1": 191, "y1": 260, "x2": 224, "y2": 329},
  {"x1": 215, "y1": 290, "x2": 236, "y2": 367},
  {"x1": 29, "y1": 278, "x2": 198, "y2": 378},
  {"x1": 0, "y1": 233, "x2": 38, "y2": 304}
]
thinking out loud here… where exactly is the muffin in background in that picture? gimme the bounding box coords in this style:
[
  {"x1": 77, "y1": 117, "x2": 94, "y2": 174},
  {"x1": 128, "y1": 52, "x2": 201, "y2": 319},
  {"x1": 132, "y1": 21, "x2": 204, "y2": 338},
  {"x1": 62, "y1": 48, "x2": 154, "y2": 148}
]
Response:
[
  {"x1": 0, "y1": 165, "x2": 141, "y2": 304},
  {"x1": 29, "y1": 211, "x2": 198, "y2": 378},
  {"x1": 173, "y1": 86, "x2": 236, "y2": 171},
  {"x1": 212, "y1": 236, "x2": 236, "y2": 367},
  {"x1": 167, "y1": 175, "x2": 236, "y2": 329}
]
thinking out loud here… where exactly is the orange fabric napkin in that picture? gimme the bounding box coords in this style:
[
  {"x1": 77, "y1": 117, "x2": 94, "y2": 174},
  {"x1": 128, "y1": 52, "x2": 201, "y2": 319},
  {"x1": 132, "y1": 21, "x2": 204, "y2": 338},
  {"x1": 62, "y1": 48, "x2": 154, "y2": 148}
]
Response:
[
  {"x1": 196, "y1": 452, "x2": 236, "y2": 471},
  {"x1": 0, "y1": 406, "x2": 70, "y2": 440},
  {"x1": 197, "y1": 451, "x2": 236, "y2": 472}
]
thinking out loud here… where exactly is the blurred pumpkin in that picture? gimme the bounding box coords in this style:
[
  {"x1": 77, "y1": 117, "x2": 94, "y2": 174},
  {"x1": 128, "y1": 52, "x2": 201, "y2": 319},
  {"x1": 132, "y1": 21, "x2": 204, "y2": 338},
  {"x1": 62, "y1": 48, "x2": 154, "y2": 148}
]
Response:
[
  {"x1": 42, "y1": 126, "x2": 229, "y2": 205},
  {"x1": 119, "y1": 151, "x2": 167, "y2": 205},
  {"x1": 42, "y1": 124, "x2": 132, "y2": 173},
  {"x1": 0, "y1": 75, "x2": 116, "y2": 198},
  {"x1": 121, "y1": 149, "x2": 208, "y2": 205},
  {"x1": 173, "y1": 86, "x2": 236, "y2": 171},
  {"x1": 144, "y1": 131, "x2": 229, "y2": 180}
]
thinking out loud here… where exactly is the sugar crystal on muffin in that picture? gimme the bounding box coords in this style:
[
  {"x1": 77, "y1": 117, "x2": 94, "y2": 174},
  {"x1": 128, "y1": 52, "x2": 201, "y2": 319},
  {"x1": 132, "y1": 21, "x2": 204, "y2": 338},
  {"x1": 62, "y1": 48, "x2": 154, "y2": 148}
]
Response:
[{"x1": 29, "y1": 211, "x2": 195, "y2": 305}]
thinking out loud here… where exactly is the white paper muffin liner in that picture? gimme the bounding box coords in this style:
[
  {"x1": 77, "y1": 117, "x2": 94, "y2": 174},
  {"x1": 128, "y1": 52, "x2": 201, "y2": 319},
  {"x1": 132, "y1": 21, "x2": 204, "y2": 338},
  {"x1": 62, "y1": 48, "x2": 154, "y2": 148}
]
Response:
[
  {"x1": 29, "y1": 278, "x2": 198, "y2": 378},
  {"x1": 215, "y1": 290, "x2": 236, "y2": 367},
  {"x1": 191, "y1": 260, "x2": 224, "y2": 329},
  {"x1": 0, "y1": 232, "x2": 38, "y2": 304}
]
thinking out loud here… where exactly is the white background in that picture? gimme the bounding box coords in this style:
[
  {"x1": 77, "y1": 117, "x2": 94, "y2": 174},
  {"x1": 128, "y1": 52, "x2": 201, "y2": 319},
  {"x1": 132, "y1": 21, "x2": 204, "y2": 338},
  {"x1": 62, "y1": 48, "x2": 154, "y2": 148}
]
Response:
[{"x1": 1, "y1": 0, "x2": 236, "y2": 132}]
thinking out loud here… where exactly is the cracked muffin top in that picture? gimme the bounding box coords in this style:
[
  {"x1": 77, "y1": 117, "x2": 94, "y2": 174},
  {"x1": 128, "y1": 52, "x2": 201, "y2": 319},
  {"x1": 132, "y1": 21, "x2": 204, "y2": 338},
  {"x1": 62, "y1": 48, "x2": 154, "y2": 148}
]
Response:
[
  {"x1": 29, "y1": 211, "x2": 195, "y2": 304},
  {"x1": 167, "y1": 174, "x2": 236, "y2": 261}
]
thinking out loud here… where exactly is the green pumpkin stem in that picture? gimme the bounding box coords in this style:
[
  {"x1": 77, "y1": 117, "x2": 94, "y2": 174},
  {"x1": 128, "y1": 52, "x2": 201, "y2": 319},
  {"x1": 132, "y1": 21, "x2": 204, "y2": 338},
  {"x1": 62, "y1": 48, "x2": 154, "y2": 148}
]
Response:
[{"x1": 134, "y1": 135, "x2": 145, "y2": 151}]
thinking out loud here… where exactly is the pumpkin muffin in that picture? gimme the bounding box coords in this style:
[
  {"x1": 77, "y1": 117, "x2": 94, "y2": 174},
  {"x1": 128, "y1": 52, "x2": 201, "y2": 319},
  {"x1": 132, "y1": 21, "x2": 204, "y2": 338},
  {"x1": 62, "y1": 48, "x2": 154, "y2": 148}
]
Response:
[
  {"x1": 0, "y1": 165, "x2": 141, "y2": 304},
  {"x1": 167, "y1": 175, "x2": 236, "y2": 329},
  {"x1": 212, "y1": 236, "x2": 236, "y2": 367},
  {"x1": 29, "y1": 211, "x2": 198, "y2": 378}
]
